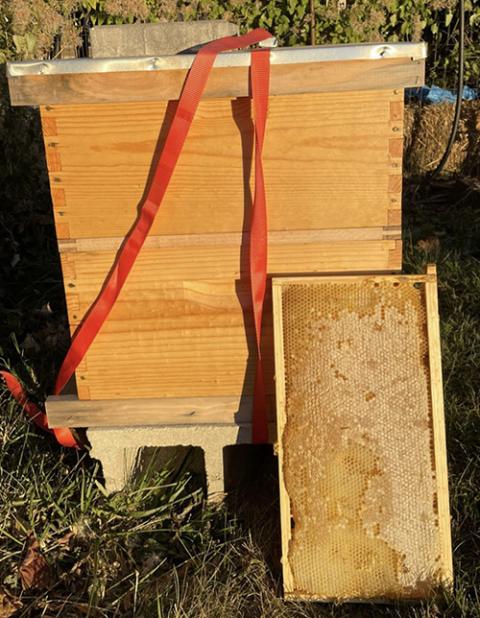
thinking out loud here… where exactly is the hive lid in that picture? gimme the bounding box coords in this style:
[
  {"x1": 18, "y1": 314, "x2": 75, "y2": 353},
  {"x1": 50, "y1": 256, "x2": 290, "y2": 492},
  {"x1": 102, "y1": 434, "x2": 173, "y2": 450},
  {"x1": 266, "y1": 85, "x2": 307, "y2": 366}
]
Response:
[
  {"x1": 7, "y1": 41, "x2": 427, "y2": 76},
  {"x1": 7, "y1": 41, "x2": 426, "y2": 106}
]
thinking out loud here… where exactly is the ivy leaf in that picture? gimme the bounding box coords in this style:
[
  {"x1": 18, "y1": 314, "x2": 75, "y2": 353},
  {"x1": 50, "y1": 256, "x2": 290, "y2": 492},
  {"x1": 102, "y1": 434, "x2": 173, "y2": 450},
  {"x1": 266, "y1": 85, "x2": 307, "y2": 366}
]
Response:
[{"x1": 287, "y1": 0, "x2": 298, "y2": 15}]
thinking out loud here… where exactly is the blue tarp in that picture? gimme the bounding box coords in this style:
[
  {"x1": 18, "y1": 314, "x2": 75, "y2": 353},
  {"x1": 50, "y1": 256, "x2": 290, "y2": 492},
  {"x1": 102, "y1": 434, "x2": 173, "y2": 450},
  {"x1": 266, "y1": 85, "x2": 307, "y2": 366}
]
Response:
[{"x1": 406, "y1": 84, "x2": 478, "y2": 103}]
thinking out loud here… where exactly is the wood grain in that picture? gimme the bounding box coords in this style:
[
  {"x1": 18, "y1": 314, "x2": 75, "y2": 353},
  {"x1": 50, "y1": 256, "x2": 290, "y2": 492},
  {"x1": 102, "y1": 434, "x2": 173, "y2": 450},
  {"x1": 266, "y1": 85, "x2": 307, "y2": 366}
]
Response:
[
  {"x1": 41, "y1": 90, "x2": 402, "y2": 239},
  {"x1": 36, "y1": 83, "x2": 405, "y2": 405},
  {"x1": 424, "y1": 264, "x2": 454, "y2": 587},
  {"x1": 388, "y1": 95, "x2": 403, "y2": 231},
  {"x1": 58, "y1": 227, "x2": 397, "y2": 253},
  {"x1": 58, "y1": 239, "x2": 396, "y2": 400},
  {"x1": 61, "y1": 240, "x2": 398, "y2": 299},
  {"x1": 9, "y1": 57, "x2": 424, "y2": 106},
  {"x1": 272, "y1": 282, "x2": 295, "y2": 593},
  {"x1": 46, "y1": 394, "x2": 269, "y2": 428}
]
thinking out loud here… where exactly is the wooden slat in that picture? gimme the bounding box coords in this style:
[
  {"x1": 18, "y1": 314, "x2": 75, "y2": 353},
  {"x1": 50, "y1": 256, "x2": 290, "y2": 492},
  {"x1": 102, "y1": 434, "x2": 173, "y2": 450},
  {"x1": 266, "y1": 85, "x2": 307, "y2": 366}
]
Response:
[
  {"x1": 40, "y1": 90, "x2": 402, "y2": 239},
  {"x1": 272, "y1": 271, "x2": 452, "y2": 601},
  {"x1": 9, "y1": 57, "x2": 424, "y2": 106},
  {"x1": 57, "y1": 227, "x2": 399, "y2": 253},
  {"x1": 46, "y1": 394, "x2": 260, "y2": 428},
  {"x1": 388, "y1": 95, "x2": 404, "y2": 226},
  {"x1": 424, "y1": 264, "x2": 454, "y2": 587},
  {"x1": 61, "y1": 240, "x2": 397, "y2": 295},
  {"x1": 272, "y1": 282, "x2": 295, "y2": 592}
]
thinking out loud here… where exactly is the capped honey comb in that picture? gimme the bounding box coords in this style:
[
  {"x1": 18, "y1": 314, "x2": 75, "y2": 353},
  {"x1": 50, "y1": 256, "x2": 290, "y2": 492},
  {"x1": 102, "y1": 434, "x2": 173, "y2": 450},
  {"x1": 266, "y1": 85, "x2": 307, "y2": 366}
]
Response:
[{"x1": 272, "y1": 270, "x2": 452, "y2": 601}]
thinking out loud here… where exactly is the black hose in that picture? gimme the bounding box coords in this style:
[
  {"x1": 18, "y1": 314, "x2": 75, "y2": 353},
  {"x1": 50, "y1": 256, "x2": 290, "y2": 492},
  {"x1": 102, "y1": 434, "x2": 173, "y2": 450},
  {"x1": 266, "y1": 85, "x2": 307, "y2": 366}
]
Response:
[{"x1": 431, "y1": 0, "x2": 465, "y2": 178}]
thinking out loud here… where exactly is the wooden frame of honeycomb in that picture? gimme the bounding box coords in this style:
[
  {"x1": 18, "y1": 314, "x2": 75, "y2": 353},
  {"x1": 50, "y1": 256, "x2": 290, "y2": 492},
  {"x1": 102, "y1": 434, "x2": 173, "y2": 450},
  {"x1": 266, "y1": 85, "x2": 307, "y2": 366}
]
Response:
[{"x1": 272, "y1": 265, "x2": 452, "y2": 601}]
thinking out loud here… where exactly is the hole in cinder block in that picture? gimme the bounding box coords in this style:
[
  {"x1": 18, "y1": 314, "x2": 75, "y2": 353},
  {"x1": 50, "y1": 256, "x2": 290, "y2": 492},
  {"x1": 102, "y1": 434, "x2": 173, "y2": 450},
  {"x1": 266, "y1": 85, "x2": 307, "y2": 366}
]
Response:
[{"x1": 133, "y1": 446, "x2": 207, "y2": 495}]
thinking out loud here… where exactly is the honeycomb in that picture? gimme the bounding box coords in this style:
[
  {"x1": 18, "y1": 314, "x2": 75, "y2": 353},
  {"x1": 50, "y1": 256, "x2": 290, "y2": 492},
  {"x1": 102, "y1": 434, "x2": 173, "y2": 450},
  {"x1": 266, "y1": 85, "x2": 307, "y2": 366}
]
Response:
[{"x1": 279, "y1": 278, "x2": 446, "y2": 601}]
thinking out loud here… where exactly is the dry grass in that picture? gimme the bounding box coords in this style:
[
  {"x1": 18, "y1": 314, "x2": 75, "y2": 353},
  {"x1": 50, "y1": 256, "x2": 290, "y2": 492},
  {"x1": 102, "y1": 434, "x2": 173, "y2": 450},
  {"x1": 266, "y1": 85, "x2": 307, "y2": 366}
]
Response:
[{"x1": 404, "y1": 100, "x2": 480, "y2": 177}]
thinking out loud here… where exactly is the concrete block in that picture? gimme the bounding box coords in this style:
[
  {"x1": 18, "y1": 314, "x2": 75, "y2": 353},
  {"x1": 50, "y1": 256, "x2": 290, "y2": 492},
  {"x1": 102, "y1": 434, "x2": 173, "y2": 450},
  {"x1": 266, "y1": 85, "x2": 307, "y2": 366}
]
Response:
[
  {"x1": 90, "y1": 21, "x2": 239, "y2": 58},
  {"x1": 87, "y1": 423, "x2": 254, "y2": 497}
]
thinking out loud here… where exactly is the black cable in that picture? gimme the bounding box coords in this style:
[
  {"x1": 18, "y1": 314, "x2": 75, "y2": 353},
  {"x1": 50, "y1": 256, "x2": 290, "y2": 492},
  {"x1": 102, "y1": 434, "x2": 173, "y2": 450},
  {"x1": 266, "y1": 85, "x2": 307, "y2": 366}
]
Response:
[{"x1": 431, "y1": 0, "x2": 465, "y2": 178}]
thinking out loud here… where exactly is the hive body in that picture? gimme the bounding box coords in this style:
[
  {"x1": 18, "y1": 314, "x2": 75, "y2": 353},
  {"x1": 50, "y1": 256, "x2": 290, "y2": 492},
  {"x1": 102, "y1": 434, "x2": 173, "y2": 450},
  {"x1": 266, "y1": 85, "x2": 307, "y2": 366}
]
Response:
[
  {"x1": 7, "y1": 43, "x2": 425, "y2": 425},
  {"x1": 44, "y1": 89, "x2": 403, "y2": 405}
]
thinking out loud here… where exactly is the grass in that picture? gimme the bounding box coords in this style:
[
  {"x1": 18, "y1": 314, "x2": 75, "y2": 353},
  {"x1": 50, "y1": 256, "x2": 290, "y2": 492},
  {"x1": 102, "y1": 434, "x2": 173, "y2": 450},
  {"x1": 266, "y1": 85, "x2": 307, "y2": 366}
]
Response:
[{"x1": 1, "y1": 87, "x2": 480, "y2": 616}]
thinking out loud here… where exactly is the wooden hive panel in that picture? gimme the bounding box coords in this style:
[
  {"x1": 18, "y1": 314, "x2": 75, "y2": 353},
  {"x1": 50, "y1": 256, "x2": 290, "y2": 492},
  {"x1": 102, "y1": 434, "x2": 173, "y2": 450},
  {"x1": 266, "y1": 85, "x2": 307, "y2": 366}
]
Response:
[
  {"x1": 41, "y1": 89, "x2": 403, "y2": 239},
  {"x1": 40, "y1": 88, "x2": 403, "y2": 405},
  {"x1": 272, "y1": 269, "x2": 452, "y2": 601},
  {"x1": 57, "y1": 237, "x2": 398, "y2": 401}
]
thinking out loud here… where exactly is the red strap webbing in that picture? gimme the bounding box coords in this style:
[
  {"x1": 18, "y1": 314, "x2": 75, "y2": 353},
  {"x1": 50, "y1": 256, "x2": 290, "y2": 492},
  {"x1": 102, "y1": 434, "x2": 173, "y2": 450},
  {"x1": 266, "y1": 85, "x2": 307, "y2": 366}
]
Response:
[
  {"x1": 250, "y1": 50, "x2": 270, "y2": 443},
  {"x1": 1, "y1": 30, "x2": 272, "y2": 447},
  {"x1": 0, "y1": 370, "x2": 78, "y2": 448}
]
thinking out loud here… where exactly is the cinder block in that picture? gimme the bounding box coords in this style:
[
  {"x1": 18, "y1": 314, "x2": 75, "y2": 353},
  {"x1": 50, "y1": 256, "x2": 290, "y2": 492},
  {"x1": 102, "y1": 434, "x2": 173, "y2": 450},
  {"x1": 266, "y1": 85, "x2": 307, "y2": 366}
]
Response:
[
  {"x1": 87, "y1": 423, "x2": 253, "y2": 497},
  {"x1": 90, "y1": 21, "x2": 239, "y2": 58}
]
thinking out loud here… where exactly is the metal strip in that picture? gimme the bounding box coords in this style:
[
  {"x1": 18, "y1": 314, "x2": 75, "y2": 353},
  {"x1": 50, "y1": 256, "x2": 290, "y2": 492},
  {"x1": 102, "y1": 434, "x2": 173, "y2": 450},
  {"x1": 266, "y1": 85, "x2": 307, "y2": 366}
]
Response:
[{"x1": 7, "y1": 42, "x2": 427, "y2": 78}]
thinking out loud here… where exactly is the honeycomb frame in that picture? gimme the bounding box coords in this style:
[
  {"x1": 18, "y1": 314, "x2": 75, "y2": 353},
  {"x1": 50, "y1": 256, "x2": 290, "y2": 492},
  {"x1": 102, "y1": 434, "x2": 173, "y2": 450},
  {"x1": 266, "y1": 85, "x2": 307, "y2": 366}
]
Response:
[{"x1": 272, "y1": 266, "x2": 452, "y2": 602}]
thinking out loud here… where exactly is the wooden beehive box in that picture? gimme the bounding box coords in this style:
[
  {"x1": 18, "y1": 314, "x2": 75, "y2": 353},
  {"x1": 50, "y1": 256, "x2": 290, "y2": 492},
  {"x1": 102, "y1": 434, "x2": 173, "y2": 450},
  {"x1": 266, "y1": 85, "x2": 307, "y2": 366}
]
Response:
[
  {"x1": 272, "y1": 267, "x2": 452, "y2": 600},
  {"x1": 7, "y1": 42, "x2": 426, "y2": 428}
]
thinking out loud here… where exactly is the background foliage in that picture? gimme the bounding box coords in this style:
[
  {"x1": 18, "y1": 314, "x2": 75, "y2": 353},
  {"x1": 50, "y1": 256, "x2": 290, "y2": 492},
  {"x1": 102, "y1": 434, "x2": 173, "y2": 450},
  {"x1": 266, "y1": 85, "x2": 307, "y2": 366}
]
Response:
[{"x1": 1, "y1": 0, "x2": 479, "y2": 87}]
